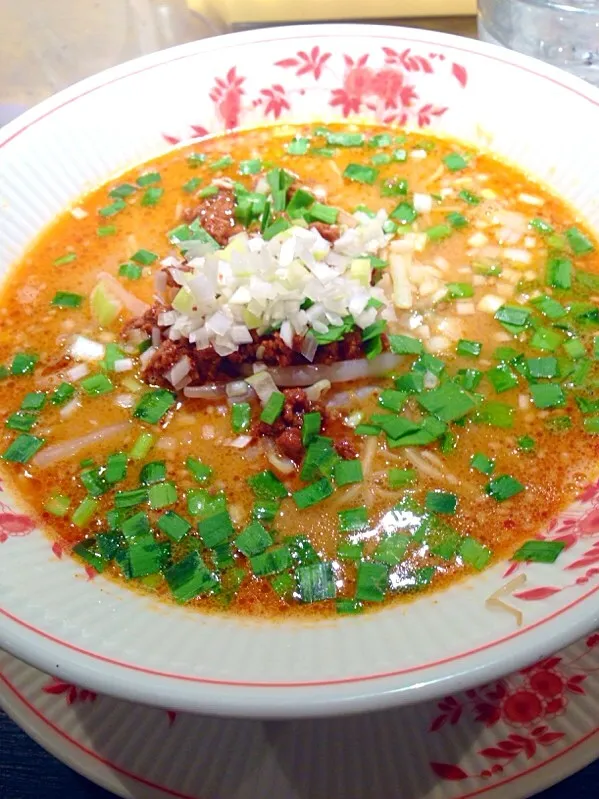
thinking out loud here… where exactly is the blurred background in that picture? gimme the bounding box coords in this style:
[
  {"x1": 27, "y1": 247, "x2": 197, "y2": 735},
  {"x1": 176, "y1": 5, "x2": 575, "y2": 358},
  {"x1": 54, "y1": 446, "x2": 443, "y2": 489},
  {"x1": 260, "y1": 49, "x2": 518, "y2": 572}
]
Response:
[{"x1": 0, "y1": 0, "x2": 477, "y2": 124}]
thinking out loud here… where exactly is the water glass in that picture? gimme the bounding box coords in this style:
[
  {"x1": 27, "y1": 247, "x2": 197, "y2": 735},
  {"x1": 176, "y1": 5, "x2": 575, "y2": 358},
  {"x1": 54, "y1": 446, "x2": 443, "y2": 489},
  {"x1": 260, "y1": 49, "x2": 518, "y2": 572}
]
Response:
[{"x1": 478, "y1": 0, "x2": 599, "y2": 86}]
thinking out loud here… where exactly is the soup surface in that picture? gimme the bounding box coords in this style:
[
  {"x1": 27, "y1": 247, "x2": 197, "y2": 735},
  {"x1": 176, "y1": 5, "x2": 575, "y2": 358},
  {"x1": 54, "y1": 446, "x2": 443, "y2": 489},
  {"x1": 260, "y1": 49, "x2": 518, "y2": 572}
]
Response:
[{"x1": 1, "y1": 123, "x2": 599, "y2": 618}]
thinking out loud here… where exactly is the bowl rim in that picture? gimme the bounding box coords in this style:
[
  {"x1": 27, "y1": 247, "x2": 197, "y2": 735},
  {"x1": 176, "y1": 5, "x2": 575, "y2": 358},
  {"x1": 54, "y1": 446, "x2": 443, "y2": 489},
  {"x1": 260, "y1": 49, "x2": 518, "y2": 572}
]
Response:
[{"x1": 2, "y1": 22, "x2": 599, "y2": 718}]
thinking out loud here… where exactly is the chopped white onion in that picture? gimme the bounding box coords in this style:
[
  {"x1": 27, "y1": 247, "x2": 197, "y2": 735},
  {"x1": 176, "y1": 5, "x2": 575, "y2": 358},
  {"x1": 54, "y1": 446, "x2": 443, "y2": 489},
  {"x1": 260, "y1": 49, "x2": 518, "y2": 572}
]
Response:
[
  {"x1": 140, "y1": 345, "x2": 157, "y2": 368},
  {"x1": 70, "y1": 336, "x2": 105, "y2": 362},
  {"x1": 413, "y1": 193, "x2": 433, "y2": 213},
  {"x1": 113, "y1": 358, "x2": 134, "y2": 373},
  {"x1": 65, "y1": 363, "x2": 89, "y2": 382},
  {"x1": 518, "y1": 192, "x2": 544, "y2": 206},
  {"x1": 305, "y1": 379, "x2": 331, "y2": 402},
  {"x1": 165, "y1": 356, "x2": 191, "y2": 387},
  {"x1": 230, "y1": 435, "x2": 253, "y2": 449},
  {"x1": 246, "y1": 370, "x2": 279, "y2": 404},
  {"x1": 70, "y1": 207, "x2": 88, "y2": 220},
  {"x1": 114, "y1": 393, "x2": 135, "y2": 408},
  {"x1": 301, "y1": 332, "x2": 318, "y2": 363},
  {"x1": 59, "y1": 398, "x2": 80, "y2": 418}
]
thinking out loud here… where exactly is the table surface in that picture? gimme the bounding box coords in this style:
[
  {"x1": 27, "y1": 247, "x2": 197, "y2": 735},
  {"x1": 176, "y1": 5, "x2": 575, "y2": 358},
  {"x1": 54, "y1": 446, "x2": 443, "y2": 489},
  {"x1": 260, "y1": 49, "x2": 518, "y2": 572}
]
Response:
[{"x1": 0, "y1": 10, "x2": 597, "y2": 799}]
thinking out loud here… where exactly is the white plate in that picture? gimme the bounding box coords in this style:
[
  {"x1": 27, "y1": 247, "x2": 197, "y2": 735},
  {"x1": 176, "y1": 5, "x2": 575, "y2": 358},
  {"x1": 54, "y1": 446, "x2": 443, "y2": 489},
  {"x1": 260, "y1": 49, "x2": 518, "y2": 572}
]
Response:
[
  {"x1": 1, "y1": 633, "x2": 598, "y2": 799},
  {"x1": 2, "y1": 24, "x2": 599, "y2": 717}
]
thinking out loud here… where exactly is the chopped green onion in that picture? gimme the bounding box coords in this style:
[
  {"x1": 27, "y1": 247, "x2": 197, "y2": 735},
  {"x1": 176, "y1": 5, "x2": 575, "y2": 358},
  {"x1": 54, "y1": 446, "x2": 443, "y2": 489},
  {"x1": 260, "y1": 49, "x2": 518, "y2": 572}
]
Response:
[
  {"x1": 512, "y1": 539, "x2": 566, "y2": 563},
  {"x1": 80, "y1": 466, "x2": 109, "y2": 497},
  {"x1": 81, "y1": 373, "x2": 114, "y2": 396},
  {"x1": 121, "y1": 511, "x2": 150, "y2": 540},
  {"x1": 390, "y1": 201, "x2": 417, "y2": 224},
  {"x1": 355, "y1": 562, "x2": 389, "y2": 602},
  {"x1": 50, "y1": 382, "x2": 75, "y2": 405},
  {"x1": 485, "y1": 474, "x2": 525, "y2": 501},
  {"x1": 478, "y1": 401, "x2": 514, "y2": 428},
  {"x1": 446, "y1": 282, "x2": 474, "y2": 299},
  {"x1": 336, "y1": 599, "x2": 364, "y2": 614},
  {"x1": 378, "y1": 389, "x2": 407, "y2": 413},
  {"x1": 129, "y1": 431, "x2": 155, "y2": 460},
  {"x1": 11, "y1": 352, "x2": 38, "y2": 376},
  {"x1": 247, "y1": 470, "x2": 288, "y2": 500},
  {"x1": 182, "y1": 177, "x2": 201, "y2": 193},
  {"x1": 251, "y1": 499, "x2": 280, "y2": 522},
  {"x1": 388, "y1": 334, "x2": 423, "y2": 355},
  {"x1": 118, "y1": 262, "x2": 143, "y2": 280},
  {"x1": 530, "y1": 383, "x2": 565, "y2": 409},
  {"x1": 443, "y1": 152, "x2": 469, "y2": 171},
  {"x1": 564, "y1": 338, "x2": 585, "y2": 359},
  {"x1": 418, "y1": 382, "x2": 475, "y2": 422},
  {"x1": 530, "y1": 295, "x2": 567, "y2": 320},
  {"x1": 99, "y1": 199, "x2": 126, "y2": 217},
  {"x1": 186, "y1": 456, "x2": 212, "y2": 484},
  {"x1": 380, "y1": 178, "x2": 408, "y2": 197},
  {"x1": 133, "y1": 389, "x2": 175, "y2": 424},
  {"x1": 141, "y1": 187, "x2": 164, "y2": 206},
  {"x1": 105, "y1": 452, "x2": 127, "y2": 483},
  {"x1": 495, "y1": 305, "x2": 531, "y2": 330},
  {"x1": 546, "y1": 256, "x2": 572, "y2": 290},
  {"x1": 292, "y1": 478, "x2": 333, "y2": 509},
  {"x1": 296, "y1": 562, "x2": 336, "y2": 603},
  {"x1": 263, "y1": 217, "x2": 291, "y2": 241},
  {"x1": 20, "y1": 391, "x2": 46, "y2": 411},
  {"x1": 6, "y1": 411, "x2": 37, "y2": 432},
  {"x1": 270, "y1": 572, "x2": 295, "y2": 599},
  {"x1": 458, "y1": 189, "x2": 480, "y2": 205},
  {"x1": 459, "y1": 537, "x2": 492, "y2": 570},
  {"x1": 301, "y1": 411, "x2": 321, "y2": 446},
  {"x1": 338, "y1": 506, "x2": 369, "y2": 532},
  {"x1": 165, "y1": 551, "x2": 218, "y2": 603},
  {"x1": 51, "y1": 291, "x2": 83, "y2": 308},
  {"x1": 343, "y1": 163, "x2": 378, "y2": 185},
  {"x1": 427, "y1": 224, "x2": 453, "y2": 242},
  {"x1": 210, "y1": 155, "x2": 233, "y2": 170},
  {"x1": 530, "y1": 327, "x2": 563, "y2": 352},
  {"x1": 250, "y1": 545, "x2": 293, "y2": 576},
  {"x1": 565, "y1": 226, "x2": 594, "y2": 256},
  {"x1": 368, "y1": 133, "x2": 393, "y2": 147},
  {"x1": 326, "y1": 131, "x2": 364, "y2": 147},
  {"x1": 470, "y1": 453, "x2": 495, "y2": 474},
  {"x1": 333, "y1": 459, "x2": 363, "y2": 487},
  {"x1": 158, "y1": 511, "x2": 191, "y2": 542},
  {"x1": 186, "y1": 153, "x2": 206, "y2": 167},
  {"x1": 287, "y1": 137, "x2": 310, "y2": 155},
  {"x1": 148, "y1": 481, "x2": 177, "y2": 510},
  {"x1": 53, "y1": 252, "x2": 77, "y2": 266},
  {"x1": 109, "y1": 183, "x2": 136, "y2": 199},
  {"x1": 371, "y1": 152, "x2": 392, "y2": 166},
  {"x1": 487, "y1": 363, "x2": 519, "y2": 394},
  {"x1": 136, "y1": 172, "x2": 161, "y2": 186},
  {"x1": 447, "y1": 212, "x2": 468, "y2": 229},
  {"x1": 457, "y1": 339, "x2": 482, "y2": 357},
  {"x1": 392, "y1": 148, "x2": 407, "y2": 162},
  {"x1": 260, "y1": 391, "x2": 285, "y2": 424},
  {"x1": 235, "y1": 521, "x2": 273, "y2": 556},
  {"x1": 114, "y1": 488, "x2": 148, "y2": 509},
  {"x1": 43, "y1": 492, "x2": 71, "y2": 517},
  {"x1": 526, "y1": 356, "x2": 558, "y2": 378},
  {"x1": 73, "y1": 539, "x2": 107, "y2": 573},
  {"x1": 583, "y1": 415, "x2": 599, "y2": 434},
  {"x1": 307, "y1": 202, "x2": 338, "y2": 225},
  {"x1": 388, "y1": 467, "x2": 417, "y2": 488},
  {"x1": 518, "y1": 435, "x2": 535, "y2": 451},
  {"x1": 131, "y1": 249, "x2": 158, "y2": 265},
  {"x1": 71, "y1": 497, "x2": 98, "y2": 527},
  {"x1": 139, "y1": 460, "x2": 167, "y2": 485},
  {"x1": 337, "y1": 540, "x2": 364, "y2": 560},
  {"x1": 373, "y1": 532, "x2": 410, "y2": 566},
  {"x1": 425, "y1": 490, "x2": 457, "y2": 514},
  {"x1": 97, "y1": 225, "x2": 116, "y2": 237},
  {"x1": 2, "y1": 433, "x2": 44, "y2": 463},
  {"x1": 197, "y1": 185, "x2": 218, "y2": 198}
]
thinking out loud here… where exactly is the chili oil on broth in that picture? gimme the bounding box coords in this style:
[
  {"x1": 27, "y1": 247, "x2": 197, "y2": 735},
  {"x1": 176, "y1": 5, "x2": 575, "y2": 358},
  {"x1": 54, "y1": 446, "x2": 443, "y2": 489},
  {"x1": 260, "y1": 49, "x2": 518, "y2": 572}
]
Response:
[{"x1": 0, "y1": 122, "x2": 598, "y2": 620}]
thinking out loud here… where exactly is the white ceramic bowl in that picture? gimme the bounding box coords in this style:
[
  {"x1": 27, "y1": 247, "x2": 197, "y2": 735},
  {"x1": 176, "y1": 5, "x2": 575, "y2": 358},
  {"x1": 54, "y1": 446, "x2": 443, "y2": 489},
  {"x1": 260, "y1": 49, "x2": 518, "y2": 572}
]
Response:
[{"x1": 2, "y1": 24, "x2": 599, "y2": 719}]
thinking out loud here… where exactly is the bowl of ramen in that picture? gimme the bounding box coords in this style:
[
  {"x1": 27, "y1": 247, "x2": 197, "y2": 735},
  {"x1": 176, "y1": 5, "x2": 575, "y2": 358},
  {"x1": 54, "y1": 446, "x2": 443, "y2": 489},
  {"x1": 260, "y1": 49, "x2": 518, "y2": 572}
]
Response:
[{"x1": 1, "y1": 24, "x2": 599, "y2": 718}]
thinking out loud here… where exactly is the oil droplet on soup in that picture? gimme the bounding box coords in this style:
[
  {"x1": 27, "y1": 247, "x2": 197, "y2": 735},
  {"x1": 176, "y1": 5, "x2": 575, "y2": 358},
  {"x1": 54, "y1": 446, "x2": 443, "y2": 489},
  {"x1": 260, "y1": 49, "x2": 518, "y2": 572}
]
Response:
[{"x1": 1, "y1": 123, "x2": 598, "y2": 619}]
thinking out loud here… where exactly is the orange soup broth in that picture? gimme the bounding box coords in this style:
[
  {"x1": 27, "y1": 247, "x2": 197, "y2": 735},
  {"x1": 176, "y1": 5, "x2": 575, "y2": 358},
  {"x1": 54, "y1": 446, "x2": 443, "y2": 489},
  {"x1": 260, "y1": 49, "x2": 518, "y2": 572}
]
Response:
[{"x1": 1, "y1": 123, "x2": 599, "y2": 618}]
